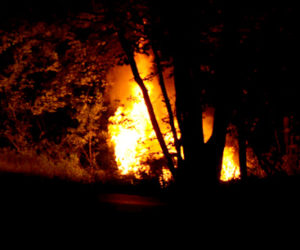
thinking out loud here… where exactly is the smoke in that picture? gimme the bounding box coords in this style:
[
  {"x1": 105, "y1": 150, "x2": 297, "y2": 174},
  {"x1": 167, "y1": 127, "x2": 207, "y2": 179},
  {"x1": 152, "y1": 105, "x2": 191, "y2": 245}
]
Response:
[{"x1": 106, "y1": 62, "x2": 134, "y2": 109}]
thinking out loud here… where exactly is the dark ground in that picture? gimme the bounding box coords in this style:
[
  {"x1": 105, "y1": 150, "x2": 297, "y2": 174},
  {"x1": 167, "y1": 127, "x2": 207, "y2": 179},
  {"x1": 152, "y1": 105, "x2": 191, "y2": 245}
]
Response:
[{"x1": 0, "y1": 172, "x2": 299, "y2": 244}]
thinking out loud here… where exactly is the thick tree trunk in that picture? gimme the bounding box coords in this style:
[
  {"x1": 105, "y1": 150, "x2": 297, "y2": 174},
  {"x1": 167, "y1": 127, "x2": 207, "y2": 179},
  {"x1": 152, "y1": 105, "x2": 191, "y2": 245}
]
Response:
[
  {"x1": 207, "y1": 105, "x2": 229, "y2": 183},
  {"x1": 205, "y1": 0, "x2": 241, "y2": 183},
  {"x1": 173, "y1": 52, "x2": 208, "y2": 189}
]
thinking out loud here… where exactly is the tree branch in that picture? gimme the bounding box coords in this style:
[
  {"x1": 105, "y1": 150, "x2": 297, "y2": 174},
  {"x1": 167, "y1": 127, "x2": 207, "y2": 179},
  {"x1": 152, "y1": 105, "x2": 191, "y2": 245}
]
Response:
[
  {"x1": 152, "y1": 44, "x2": 183, "y2": 166},
  {"x1": 117, "y1": 28, "x2": 176, "y2": 177}
]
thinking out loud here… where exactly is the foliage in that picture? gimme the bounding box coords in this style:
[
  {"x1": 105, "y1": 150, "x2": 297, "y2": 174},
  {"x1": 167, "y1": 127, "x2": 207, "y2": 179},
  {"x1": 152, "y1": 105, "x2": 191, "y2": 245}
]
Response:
[
  {"x1": 0, "y1": 19, "x2": 119, "y2": 180},
  {"x1": 0, "y1": 148, "x2": 93, "y2": 182},
  {"x1": 0, "y1": 0, "x2": 298, "y2": 185}
]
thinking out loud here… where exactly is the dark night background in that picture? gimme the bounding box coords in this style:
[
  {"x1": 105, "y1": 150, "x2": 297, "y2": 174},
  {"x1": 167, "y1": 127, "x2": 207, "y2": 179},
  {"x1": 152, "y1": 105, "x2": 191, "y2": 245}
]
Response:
[{"x1": 0, "y1": 0, "x2": 299, "y2": 241}]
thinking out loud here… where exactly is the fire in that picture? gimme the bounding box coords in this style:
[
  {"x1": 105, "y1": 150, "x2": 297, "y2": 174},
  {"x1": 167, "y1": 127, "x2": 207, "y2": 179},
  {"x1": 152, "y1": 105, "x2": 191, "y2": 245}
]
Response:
[
  {"x1": 108, "y1": 54, "x2": 240, "y2": 183},
  {"x1": 159, "y1": 167, "x2": 173, "y2": 187},
  {"x1": 220, "y1": 146, "x2": 241, "y2": 182},
  {"x1": 203, "y1": 110, "x2": 241, "y2": 182},
  {"x1": 108, "y1": 53, "x2": 176, "y2": 180},
  {"x1": 108, "y1": 84, "x2": 152, "y2": 176}
]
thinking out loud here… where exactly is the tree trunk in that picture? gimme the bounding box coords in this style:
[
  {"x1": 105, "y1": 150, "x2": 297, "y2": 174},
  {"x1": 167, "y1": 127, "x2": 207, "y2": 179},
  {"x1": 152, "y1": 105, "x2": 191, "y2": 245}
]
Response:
[
  {"x1": 238, "y1": 121, "x2": 248, "y2": 181},
  {"x1": 173, "y1": 52, "x2": 208, "y2": 189},
  {"x1": 152, "y1": 45, "x2": 183, "y2": 167},
  {"x1": 117, "y1": 29, "x2": 176, "y2": 177},
  {"x1": 89, "y1": 135, "x2": 93, "y2": 168},
  {"x1": 207, "y1": 105, "x2": 229, "y2": 183},
  {"x1": 205, "y1": 0, "x2": 241, "y2": 182}
]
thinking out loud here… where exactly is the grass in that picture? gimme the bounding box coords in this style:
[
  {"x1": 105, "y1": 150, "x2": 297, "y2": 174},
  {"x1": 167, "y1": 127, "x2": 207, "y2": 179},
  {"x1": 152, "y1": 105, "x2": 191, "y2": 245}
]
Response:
[{"x1": 0, "y1": 148, "x2": 93, "y2": 183}]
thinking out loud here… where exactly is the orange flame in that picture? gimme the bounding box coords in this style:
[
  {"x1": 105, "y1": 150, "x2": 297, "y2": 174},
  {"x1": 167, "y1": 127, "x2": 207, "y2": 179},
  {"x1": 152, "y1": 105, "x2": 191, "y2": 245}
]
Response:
[
  {"x1": 108, "y1": 84, "x2": 152, "y2": 176},
  {"x1": 203, "y1": 110, "x2": 241, "y2": 182},
  {"x1": 108, "y1": 54, "x2": 240, "y2": 183},
  {"x1": 220, "y1": 146, "x2": 241, "y2": 181},
  {"x1": 108, "y1": 54, "x2": 176, "y2": 181}
]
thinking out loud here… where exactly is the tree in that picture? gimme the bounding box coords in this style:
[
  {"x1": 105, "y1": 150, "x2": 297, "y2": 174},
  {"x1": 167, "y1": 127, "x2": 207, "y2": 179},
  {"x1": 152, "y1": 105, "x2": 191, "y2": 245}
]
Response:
[
  {"x1": 91, "y1": 0, "x2": 230, "y2": 187},
  {"x1": 0, "y1": 18, "x2": 119, "y2": 178},
  {"x1": 145, "y1": 0, "x2": 227, "y2": 188},
  {"x1": 1, "y1": 0, "x2": 297, "y2": 186}
]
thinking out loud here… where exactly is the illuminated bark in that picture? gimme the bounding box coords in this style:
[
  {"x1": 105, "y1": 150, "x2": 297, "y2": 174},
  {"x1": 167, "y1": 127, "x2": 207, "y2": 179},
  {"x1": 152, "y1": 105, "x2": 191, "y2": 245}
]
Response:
[
  {"x1": 152, "y1": 45, "x2": 183, "y2": 167},
  {"x1": 117, "y1": 29, "x2": 176, "y2": 177}
]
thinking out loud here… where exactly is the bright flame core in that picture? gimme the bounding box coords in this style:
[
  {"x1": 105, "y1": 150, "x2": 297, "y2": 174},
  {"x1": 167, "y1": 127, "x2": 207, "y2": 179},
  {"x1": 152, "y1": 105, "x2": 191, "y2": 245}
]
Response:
[
  {"x1": 220, "y1": 146, "x2": 241, "y2": 181},
  {"x1": 108, "y1": 84, "x2": 153, "y2": 176},
  {"x1": 108, "y1": 54, "x2": 176, "y2": 181}
]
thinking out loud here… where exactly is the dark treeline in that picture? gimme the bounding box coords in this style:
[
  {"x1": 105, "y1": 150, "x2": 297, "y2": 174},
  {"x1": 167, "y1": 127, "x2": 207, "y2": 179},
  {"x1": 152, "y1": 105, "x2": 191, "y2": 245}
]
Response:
[{"x1": 0, "y1": 0, "x2": 298, "y2": 192}]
